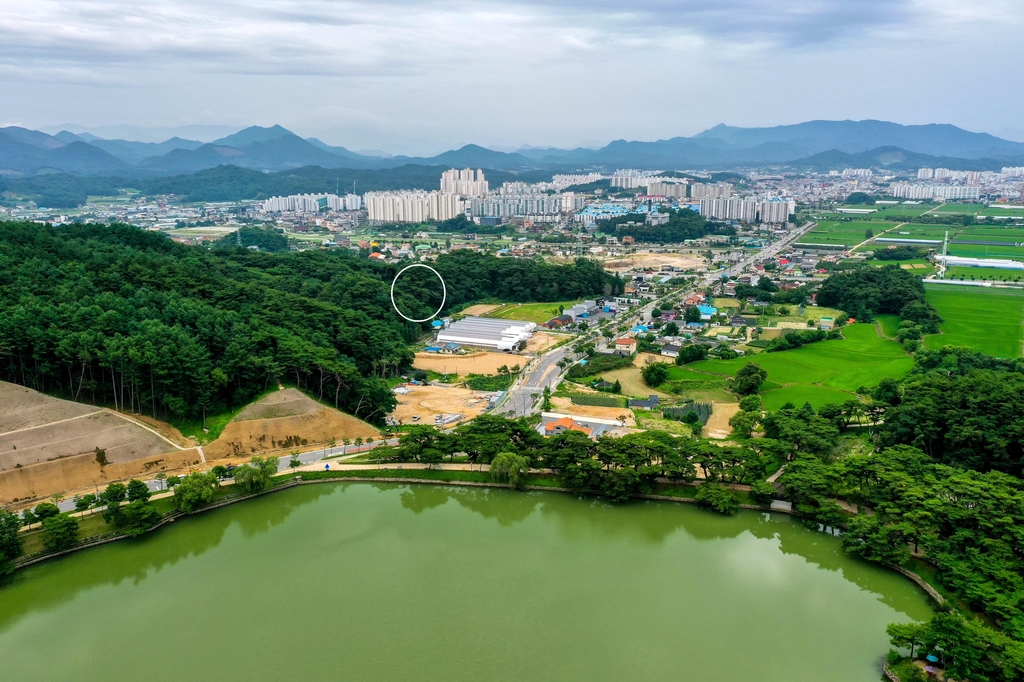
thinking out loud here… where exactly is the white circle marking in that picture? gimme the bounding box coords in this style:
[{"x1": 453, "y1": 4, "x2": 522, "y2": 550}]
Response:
[{"x1": 390, "y1": 263, "x2": 447, "y2": 323}]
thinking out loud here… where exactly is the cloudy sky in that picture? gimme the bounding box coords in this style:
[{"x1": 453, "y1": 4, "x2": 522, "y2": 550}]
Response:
[{"x1": 1, "y1": 0, "x2": 1022, "y2": 154}]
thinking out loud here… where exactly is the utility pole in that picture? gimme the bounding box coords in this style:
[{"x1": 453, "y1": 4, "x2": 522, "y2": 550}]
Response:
[{"x1": 940, "y1": 230, "x2": 949, "y2": 279}]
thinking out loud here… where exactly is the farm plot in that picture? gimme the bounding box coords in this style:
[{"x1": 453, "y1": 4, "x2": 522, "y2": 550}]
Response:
[
  {"x1": 414, "y1": 352, "x2": 521, "y2": 375},
  {"x1": 484, "y1": 301, "x2": 581, "y2": 325},
  {"x1": 941, "y1": 267, "x2": 1024, "y2": 283},
  {"x1": 864, "y1": 224, "x2": 949, "y2": 242},
  {"x1": 870, "y1": 204, "x2": 939, "y2": 219},
  {"x1": 946, "y1": 243, "x2": 1024, "y2": 260},
  {"x1": 550, "y1": 397, "x2": 635, "y2": 425},
  {"x1": 797, "y1": 220, "x2": 885, "y2": 248},
  {"x1": 924, "y1": 284, "x2": 1024, "y2": 357},
  {"x1": 459, "y1": 304, "x2": 502, "y2": 316},
  {"x1": 679, "y1": 324, "x2": 913, "y2": 408}
]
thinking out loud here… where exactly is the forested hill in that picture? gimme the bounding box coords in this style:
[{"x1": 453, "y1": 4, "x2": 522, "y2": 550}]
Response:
[{"x1": 0, "y1": 221, "x2": 619, "y2": 424}]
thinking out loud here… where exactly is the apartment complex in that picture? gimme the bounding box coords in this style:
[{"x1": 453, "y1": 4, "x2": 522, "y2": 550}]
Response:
[
  {"x1": 365, "y1": 191, "x2": 462, "y2": 222},
  {"x1": 440, "y1": 168, "x2": 489, "y2": 197},
  {"x1": 890, "y1": 183, "x2": 981, "y2": 200},
  {"x1": 259, "y1": 193, "x2": 361, "y2": 212}
]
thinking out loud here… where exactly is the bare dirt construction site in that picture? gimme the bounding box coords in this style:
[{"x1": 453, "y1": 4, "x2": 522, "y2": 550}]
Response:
[
  {"x1": 523, "y1": 331, "x2": 564, "y2": 354},
  {"x1": 204, "y1": 389, "x2": 379, "y2": 460},
  {"x1": 392, "y1": 384, "x2": 493, "y2": 426},
  {"x1": 602, "y1": 253, "x2": 704, "y2": 272},
  {"x1": 414, "y1": 351, "x2": 520, "y2": 375},
  {"x1": 550, "y1": 397, "x2": 636, "y2": 426},
  {"x1": 0, "y1": 381, "x2": 196, "y2": 505},
  {"x1": 704, "y1": 403, "x2": 739, "y2": 439}
]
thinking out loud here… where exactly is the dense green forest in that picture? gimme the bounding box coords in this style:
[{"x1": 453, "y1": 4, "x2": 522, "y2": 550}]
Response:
[
  {"x1": 0, "y1": 164, "x2": 554, "y2": 208},
  {"x1": 815, "y1": 265, "x2": 942, "y2": 332},
  {"x1": 600, "y1": 208, "x2": 733, "y2": 244},
  {"x1": 212, "y1": 226, "x2": 289, "y2": 252},
  {"x1": 0, "y1": 221, "x2": 618, "y2": 423},
  {"x1": 776, "y1": 346, "x2": 1024, "y2": 680}
]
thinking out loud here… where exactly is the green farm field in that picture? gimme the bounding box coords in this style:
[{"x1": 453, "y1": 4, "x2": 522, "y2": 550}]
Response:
[
  {"x1": 946, "y1": 243, "x2": 1024, "y2": 259},
  {"x1": 875, "y1": 314, "x2": 902, "y2": 338},
  {"x1": 955, "y1": 227, "x2": 1024, "y2": 240},
  {"x1": 870, "y1": 204, "x2": 939, "y2": 219},
  {"x1": 676, "y1": 324, "x2": 913, "y2": 409},
  {"x1": 485, "y1": 300, "x2": 582, "y2": 325},
  {"x1": 797, "y1": 220, "x2": 885, "y2": 248},
  {"x1": 924, "y1": 284, "x2": 1024, "y2": 357},
  {"x1": 932, "y1": 204, "x2": 1024, "y2": 219},
  {"x1": 941, "y1": 267, "x2": 1024, "y2": 283},
  {"x1": 871, "y1": 224, "x2": 947, "y2": 241}
]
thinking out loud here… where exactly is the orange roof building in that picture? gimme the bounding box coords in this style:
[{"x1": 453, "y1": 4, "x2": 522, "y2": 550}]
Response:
[{"x1": 543, "y1": 417, "x2": 593, "y2": 437}]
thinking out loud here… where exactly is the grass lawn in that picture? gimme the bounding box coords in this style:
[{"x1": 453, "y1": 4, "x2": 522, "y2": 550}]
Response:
[
  {"x1": 924, "y1": 284, "x2": 1024, "y2": 357},
  {"x1": 484, "y1": 300, "x2": 581, "y2": 325},
  {"x1": 677, "y1": 323, "x2": 913, "y2": 408}
]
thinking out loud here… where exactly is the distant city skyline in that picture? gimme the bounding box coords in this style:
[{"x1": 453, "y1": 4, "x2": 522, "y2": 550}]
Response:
[{"x1": 2, "y1": 0, "x2": 1022, "y2": 155}]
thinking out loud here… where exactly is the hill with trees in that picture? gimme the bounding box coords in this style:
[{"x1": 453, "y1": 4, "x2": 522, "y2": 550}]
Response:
[{"x1": 0, "y1": 222, "x2": 618, "y2": 424}]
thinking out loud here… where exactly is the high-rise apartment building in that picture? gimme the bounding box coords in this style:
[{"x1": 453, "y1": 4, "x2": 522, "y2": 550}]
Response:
[
  {"x1": 646, "y1": 181, "x2": 688, "y2": 198},
  {"x1": 757, "y1": 199, "x2": 795, "y2": 223},
  {"x1": 551, "y1": 173, "x2": 602, "y2": 190},
  {"x1": 889, "y1": 183, "x2": 981, "y2": 200},
  {"x1": 365, "y1": 191, "x2": 462, "y2": 223},
  {"x1": 259, "y1": 193, "x2": 360, "y2": 212},
  {"x1": 700, "y1": 197, "x2": 757, "y2": 222},
  {"x1": 440, "y1": 168, "x2": 489, "y2": 197},
  {"x1": 917, "y1": 168, "x2": 935, "y2": 179},
  {"x1": 689, "y1": 182, "x2": 733, "y2": 199}
]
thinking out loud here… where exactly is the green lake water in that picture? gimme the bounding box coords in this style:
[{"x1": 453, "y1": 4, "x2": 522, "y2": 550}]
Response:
[{"x1": 0, "y1": 483, "x2": 932, "y2": 681}]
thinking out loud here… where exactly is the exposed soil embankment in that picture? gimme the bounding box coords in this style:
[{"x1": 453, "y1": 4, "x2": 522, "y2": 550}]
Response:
[{"x1": 204, "y1": 389, "x2": 380, "y2": 459}]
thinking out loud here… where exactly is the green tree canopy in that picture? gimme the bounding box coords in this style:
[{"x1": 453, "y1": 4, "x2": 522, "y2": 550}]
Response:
[{"x1": 174, "y1": 471, "x2": 220, "y2": 512}]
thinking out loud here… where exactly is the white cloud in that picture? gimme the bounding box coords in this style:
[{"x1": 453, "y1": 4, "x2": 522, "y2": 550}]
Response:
[{"x1": 0, "y1": 0, "x2": 1021, "y2": 151}]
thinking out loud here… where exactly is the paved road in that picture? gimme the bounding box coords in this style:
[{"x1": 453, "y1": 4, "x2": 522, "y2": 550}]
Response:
[
  {"x1": 494, "y1": 345, "x2": 573, "y2": 416},
  {"x1": 52, "y1": 438, "x2": 401, "y2": 512}
]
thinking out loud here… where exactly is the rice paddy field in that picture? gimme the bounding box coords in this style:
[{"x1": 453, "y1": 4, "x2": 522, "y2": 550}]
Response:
[
  {"x1": 931, "y1": 204, "x2": 1024, "y2": 219},
  {"x1": 924, "y1": 284, "x2": 1024, "y2": 357},
  {"x1": 797, "y1": 220, "x2": 880, "y2": 248},
  {"x1": 869, "y1": 204, "x2": 939, "y2": 219},
  {"x1": 871, "y1": 224, "x2": 948, "y2": 241},
  {"x1": 875, "y1": 314, "x2": 902, "y2": 338},
  {"x1": 815, "y1": 203, "x2": 937, "y2": 220},
  {"x1": 674, "y1": 324, "x2": 913, "y2": 410},
  {"x1": 946, "y1": 243, "x2": 1024, "y2": 259},
  {"x1": 941, "y1": 267, "x2": 1024, "y2": 282}
]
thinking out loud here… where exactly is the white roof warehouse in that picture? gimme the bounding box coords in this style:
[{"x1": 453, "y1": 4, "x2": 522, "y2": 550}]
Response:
[{"x1": 436, "y1": 317, "x2": 536, "y2": 350}]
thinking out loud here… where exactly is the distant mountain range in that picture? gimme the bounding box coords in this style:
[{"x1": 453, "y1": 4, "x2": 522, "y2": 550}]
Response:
[{"x1": 3, "y1": 120, "x2": 1024, "y2": 177}]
